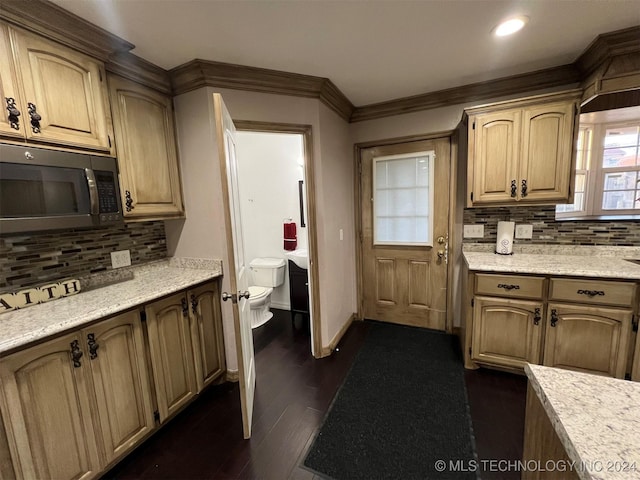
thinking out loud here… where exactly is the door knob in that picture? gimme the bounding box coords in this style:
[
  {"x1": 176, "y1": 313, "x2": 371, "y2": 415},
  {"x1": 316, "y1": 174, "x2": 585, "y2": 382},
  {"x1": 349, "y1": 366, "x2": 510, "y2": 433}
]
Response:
[
  {"x1": 222, "y1": 292, "x2": 237, "y2": 303},
  {"x1": 437, "y1": 236, "x2": 445, "y2": 244},
  {"x1": 437, "y1": 250, "x2": 445, "y2": 259},
  {"x1": 239, "y1": 290, "x2": 250, "y2": 300}
]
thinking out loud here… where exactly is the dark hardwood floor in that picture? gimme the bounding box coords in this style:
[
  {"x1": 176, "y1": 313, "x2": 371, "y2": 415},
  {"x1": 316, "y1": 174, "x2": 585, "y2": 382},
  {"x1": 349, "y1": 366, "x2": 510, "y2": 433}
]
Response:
[{"x1": 103, "y1": 311, "x2": 527, "y2": 480}]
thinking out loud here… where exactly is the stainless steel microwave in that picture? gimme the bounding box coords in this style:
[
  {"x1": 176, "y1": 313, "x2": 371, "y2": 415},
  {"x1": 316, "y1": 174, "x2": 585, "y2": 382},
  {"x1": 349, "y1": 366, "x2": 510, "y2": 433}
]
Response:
[{"x1": 0, "y1": 144, "x2": 123, "y2": 235}]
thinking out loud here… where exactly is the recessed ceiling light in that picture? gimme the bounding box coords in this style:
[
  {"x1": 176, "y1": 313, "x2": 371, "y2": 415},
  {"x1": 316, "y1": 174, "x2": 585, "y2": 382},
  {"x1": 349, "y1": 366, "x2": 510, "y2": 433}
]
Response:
[{"x1": 494, "y1": 16, "x2": 529, "y2": 37}]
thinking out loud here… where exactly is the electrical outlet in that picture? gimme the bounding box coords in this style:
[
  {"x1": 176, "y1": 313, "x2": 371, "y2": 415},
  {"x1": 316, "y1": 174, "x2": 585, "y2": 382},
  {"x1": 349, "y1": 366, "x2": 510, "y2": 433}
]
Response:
[
  {"x1": 111, "y1": 250, "x2": 131, "y2": 269},
  {"x1": 463, "y1": 224, "x2": 484, "y2": 238},
  {"x1": 515, "y1": 224, "x2": 533, "y2": 239}
]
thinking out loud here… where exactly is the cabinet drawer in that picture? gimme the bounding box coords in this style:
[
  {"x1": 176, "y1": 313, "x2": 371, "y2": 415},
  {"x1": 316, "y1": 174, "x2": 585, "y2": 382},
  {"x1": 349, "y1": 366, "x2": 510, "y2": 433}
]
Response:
[
  {"x1": 475, "y1": 274, "x2": 544, "y2": 299},
  {"x1": 549, "y1": 278, "x2": 636, "y2": 307}
]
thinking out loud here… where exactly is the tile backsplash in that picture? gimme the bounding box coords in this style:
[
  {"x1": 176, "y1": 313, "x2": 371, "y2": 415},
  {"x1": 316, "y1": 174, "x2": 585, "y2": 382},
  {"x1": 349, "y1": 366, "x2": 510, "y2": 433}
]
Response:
[
  {"x1": 0, "y1": 221, "x2": 167, "y2": 293},
  {"x1": 463, "y1": 206, "x2": 640, "y2": 246}
]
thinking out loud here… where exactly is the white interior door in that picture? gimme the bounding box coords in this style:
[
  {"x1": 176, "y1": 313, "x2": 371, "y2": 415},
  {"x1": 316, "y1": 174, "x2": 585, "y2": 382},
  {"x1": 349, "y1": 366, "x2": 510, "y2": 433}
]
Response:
[{"x1": 213, "y1": 93, "x2": 255, "y2": 439}]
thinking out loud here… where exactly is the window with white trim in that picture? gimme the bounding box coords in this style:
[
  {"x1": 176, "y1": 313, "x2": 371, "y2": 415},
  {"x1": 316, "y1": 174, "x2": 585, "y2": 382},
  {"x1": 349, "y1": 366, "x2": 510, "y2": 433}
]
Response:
[{"x1": 556, "y1": 118, "x2": 640, "y2": 219}]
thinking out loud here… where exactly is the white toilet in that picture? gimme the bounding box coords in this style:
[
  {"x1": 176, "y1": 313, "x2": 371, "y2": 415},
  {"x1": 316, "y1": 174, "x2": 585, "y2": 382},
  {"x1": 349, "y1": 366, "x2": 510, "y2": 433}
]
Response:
[{"x1": 248, "y1": 257, "x2": 286, "y2": 329}]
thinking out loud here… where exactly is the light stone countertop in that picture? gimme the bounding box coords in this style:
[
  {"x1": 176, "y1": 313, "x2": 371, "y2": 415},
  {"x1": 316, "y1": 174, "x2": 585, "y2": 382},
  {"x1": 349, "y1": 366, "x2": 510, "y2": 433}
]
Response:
[
  {"x1": 463, "y1": 251, "x2": 640, "y2": 280},
  {"x1": 525, "y1": 364, "x2": 640, "y2": 480},
  {"x1": 0, "y1": 259, "x2": 222, "y2": 356}
]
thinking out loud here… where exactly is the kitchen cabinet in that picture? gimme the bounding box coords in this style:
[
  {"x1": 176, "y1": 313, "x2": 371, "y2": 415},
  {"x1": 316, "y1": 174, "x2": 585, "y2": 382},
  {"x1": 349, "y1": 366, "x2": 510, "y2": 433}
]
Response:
[
  {"x1": 188, "y1": 281, "x2": 226, "y2": 391},
  {"x1": 108, "y1": 74, "x2": 184, "y2": 219},
  {"x1": 288, "y1": 260, "x2": 309, "y2": 323},
  {"x1": 465, "y1": 90, "x2": 580, "y2": 206},
  {"x1": 466, "y1": 272, "x2": 637, "y2": 379},
  {"x1": 145, "y1": 281, "x2": 225, "y2": 422},
  {"x1": 0, "y1": 309, "x2": 153, "y2": 480},
  {"x1": 1, "y1": 23, "x2": 114, "y2": 154},
  {"x1": 472, "y1": 296, "x2": 544, "y2": 369}
]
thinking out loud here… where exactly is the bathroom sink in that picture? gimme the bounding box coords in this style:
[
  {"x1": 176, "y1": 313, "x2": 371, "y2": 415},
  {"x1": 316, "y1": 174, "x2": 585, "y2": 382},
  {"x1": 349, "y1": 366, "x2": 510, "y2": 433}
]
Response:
[{"x1": 285, "y1": 249, "x2": 308, "y2": 269}]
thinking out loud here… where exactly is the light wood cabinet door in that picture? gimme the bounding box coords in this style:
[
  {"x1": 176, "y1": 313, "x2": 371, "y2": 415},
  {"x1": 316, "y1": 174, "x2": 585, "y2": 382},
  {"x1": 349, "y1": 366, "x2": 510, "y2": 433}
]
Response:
[
  {"x1": 108, "y1": 74, "x2": 184, "y2": 219},
  {"x1": 519, "y1": 101, "x2": 576, "y2": 203},
  {"x1": 145, "y1": 293, "x2": 197, "y2": 422},
  {"x1": 543, "y1": 303, "x2": 632, "y2": 378},
  {"x1": 0, "y1": 333, "x2": 101, "y2": 480},
  {"x1": 82, "y1": 310, "x2": 155, "y2": 464},
  {"x1": 188, "y1": 282, "x2": 226, "y2": 392},
  {"x1": 8, "y1": 27, "x2": 113, "y2": 153},
  {"x1": 0, "y1": 24, "x2": 25, "y2": 140},
  {"x1": 470, "y1": 110, "x2": 521, "y2": 204},
  {"x1": 471, "y1": 296, "x2": 544, "y2": 369}
]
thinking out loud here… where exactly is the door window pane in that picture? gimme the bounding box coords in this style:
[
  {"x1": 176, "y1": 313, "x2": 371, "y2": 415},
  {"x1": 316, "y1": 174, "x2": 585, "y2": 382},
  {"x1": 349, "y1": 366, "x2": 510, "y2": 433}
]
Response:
[{"x1": 373, "y1": 151, "x2": 434, "y2": 245}]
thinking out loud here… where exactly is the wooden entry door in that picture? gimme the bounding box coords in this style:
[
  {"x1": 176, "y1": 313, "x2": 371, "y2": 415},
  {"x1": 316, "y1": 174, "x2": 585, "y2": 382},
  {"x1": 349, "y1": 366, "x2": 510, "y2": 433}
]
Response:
[{"x1": 361, "y1": 138, "x2": 450, "y2": 330}]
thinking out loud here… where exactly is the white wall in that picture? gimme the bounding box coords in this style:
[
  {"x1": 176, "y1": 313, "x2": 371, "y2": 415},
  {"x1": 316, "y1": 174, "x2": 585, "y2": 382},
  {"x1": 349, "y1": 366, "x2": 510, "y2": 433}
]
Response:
[{"x1": 236, "y1": 131, "x2": 307, "y2": 309}]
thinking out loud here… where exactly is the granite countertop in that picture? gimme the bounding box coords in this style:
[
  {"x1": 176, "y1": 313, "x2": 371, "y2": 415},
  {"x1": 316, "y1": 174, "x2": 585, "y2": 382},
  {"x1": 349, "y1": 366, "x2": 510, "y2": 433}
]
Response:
[
  {"x1": 463, "y1": 246, "x2": 640, "y2": 280},
  {"x1": 525, "y1": 364, "x2": 640, "y2": 480},
  {"x1": 0, "y1": 258, "x2": 222, "y2": 356}
]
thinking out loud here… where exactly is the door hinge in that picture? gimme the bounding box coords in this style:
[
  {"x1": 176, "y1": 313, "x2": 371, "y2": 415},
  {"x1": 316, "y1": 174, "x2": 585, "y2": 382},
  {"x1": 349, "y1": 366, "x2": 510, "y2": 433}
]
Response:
[
  {"x1": 632, "y1": 315, "x2": 638, "y2": 332},
  {"x1": 140, "y1": 310, "x2": 147, "y2": 322},
  {"x1": 471, "y1": 298, "x2": 475, "y2": 307},
  {"x1": 153, "y1": 410, "x2": 160, "y2": 423}
]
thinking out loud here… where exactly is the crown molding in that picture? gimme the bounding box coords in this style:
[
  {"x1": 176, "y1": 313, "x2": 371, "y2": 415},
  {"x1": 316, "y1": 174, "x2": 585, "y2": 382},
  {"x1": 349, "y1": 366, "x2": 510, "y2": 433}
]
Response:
[
  {"x1": 350, "y1": 64, "x2": 581, "y2": 123},
  {"x1": 106, "y1": 52, "x2": 173, "y2": 95},
  {"x1": 169, "y1": 59, "x2": 354, "y2": 121},
  {"x1": 575, "y1": 25, "x2": 640, "y2": 78},
  {"x1": 0, "y1": 0, "x2": 133, "y2": 61}
]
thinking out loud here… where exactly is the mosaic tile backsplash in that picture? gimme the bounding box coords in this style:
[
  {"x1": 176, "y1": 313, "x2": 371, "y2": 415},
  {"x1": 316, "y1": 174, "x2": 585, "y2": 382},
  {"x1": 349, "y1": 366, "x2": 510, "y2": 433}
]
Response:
[
  {"x1": 1, "y1": 221, "x2": 167, "y2": 293},
  {"x1": 463, "y1": 206, "x2": 640, "y2": 245}
]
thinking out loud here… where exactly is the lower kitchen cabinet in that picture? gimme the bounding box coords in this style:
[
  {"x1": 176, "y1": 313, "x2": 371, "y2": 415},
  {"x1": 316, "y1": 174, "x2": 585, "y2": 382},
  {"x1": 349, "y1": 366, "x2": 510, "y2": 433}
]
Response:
[
  {"x1": 145, "y1": 292, "x2": 198, "y2": 422},
  {"x1": 189, "y1": 282, "x2": 226, "y2": 391},
  {"x1": 145, "y1": 281, "x2": 226, "y2": 422},
  {"x1": 465, "y1": 271, "x2": 638, "y2": 379},
  {"x1": 0, "y1": 280, "x2": 225, "y2": 480},
  {"x1": 542, "y1": 303, "x2": 632, "y2": 378},
  {"x1": 0, "y1": 332, "x2": 101, "y2": 480},
  {"x1": 0, "y1": 309, "x2": 153, "y2": 480},
  {"x1": 85, "y1": 311, "x2": 155, "y2": 463},
  {"x1": 471, "y1": 296, "x2": 543, "y2": 369}
]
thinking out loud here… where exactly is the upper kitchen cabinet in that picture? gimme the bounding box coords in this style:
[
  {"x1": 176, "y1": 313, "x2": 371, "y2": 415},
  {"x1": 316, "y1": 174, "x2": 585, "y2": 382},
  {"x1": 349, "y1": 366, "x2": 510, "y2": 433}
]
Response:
[
  {"x1": 4, "y1": 24, "x2": 115, "y2": 154},
  {"x1": 464, "y1": 90, "x2": 581, "y2": 207},
  {"x1": 108, "y1": 74, "x2": 184, "y2": 219}
]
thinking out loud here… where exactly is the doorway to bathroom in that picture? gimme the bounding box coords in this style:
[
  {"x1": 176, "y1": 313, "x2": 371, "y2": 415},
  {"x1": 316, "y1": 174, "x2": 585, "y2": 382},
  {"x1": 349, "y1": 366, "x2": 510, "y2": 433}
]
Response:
[{"x1": 234, "y1": 121, "x2": 319, "y2": 357}]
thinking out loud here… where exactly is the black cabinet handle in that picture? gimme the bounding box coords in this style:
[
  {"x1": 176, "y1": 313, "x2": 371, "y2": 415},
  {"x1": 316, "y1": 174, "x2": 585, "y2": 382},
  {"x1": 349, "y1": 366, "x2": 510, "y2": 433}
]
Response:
[
  {"x1": 190, "y1": 294, "x2": 198, "y2": 315},
  {"x1": 125, "y1": 191, "x2": 134, "y2": 212},
  {"x1": 87, "y1": 333, "x2": 99, "y2": 359},
  {"x1": 497, "y1": 284, "x2": 520, "y2": 291},
  {"x1": 27, "y1": 102, "x2": 41, "y2": 133},
  {"x1": 550, "y1": 309, "x2": 558, "y2": 327},
  {"x1": 181, "y1": 297, "x2": 188, "y2": 316},
  {"x1": 533, "y1": 307, "x2": 541, "y2": 325},
  {"x1": 70, "y1": 340, "x2": 83, "y2": 367},
  {"x1": 521, "y1": 179, "x2": 528, "y2": 197},
  {"x1": 5, "y1": 97, "x2": 20, "y2": 130},
  {"x1": 577, "y1": 289, "x2": 605, "y2": 298},
  {"x1": 510, "y1": 180, "x2": 517, "y2": 197}
]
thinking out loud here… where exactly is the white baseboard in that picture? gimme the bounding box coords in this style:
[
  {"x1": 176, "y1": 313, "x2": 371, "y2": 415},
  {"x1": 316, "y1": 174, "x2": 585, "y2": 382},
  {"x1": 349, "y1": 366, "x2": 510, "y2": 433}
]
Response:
[{"x1": 270, "y1": 301, "x2": 290, "y2": 310}]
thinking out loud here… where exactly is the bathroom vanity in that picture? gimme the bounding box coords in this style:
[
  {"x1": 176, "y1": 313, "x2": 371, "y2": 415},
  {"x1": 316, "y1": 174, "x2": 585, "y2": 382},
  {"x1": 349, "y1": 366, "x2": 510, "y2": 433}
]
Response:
[{"x1": 288, "y1": 260, "x2": 309, "y2": 324}]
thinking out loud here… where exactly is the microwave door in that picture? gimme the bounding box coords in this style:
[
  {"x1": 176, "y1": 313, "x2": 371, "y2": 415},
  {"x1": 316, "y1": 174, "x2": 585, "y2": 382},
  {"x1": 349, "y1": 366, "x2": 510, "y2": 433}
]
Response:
[{"x1": 0, "y1": 162, "x2": 93, "y2": 233}]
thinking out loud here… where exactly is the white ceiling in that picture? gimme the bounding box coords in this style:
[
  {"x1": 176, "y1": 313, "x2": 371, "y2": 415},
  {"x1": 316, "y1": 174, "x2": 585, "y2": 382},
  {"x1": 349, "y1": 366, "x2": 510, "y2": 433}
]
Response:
[{"x1": 51, "y1": 0, "x2": 640, "y2": 106}]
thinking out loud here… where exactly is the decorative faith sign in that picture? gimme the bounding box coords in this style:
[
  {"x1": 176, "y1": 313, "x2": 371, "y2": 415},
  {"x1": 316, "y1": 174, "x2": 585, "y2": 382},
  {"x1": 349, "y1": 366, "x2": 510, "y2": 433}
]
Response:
[{"x1": 0, "y1": 279, "x2": 81, "y2": 314}]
